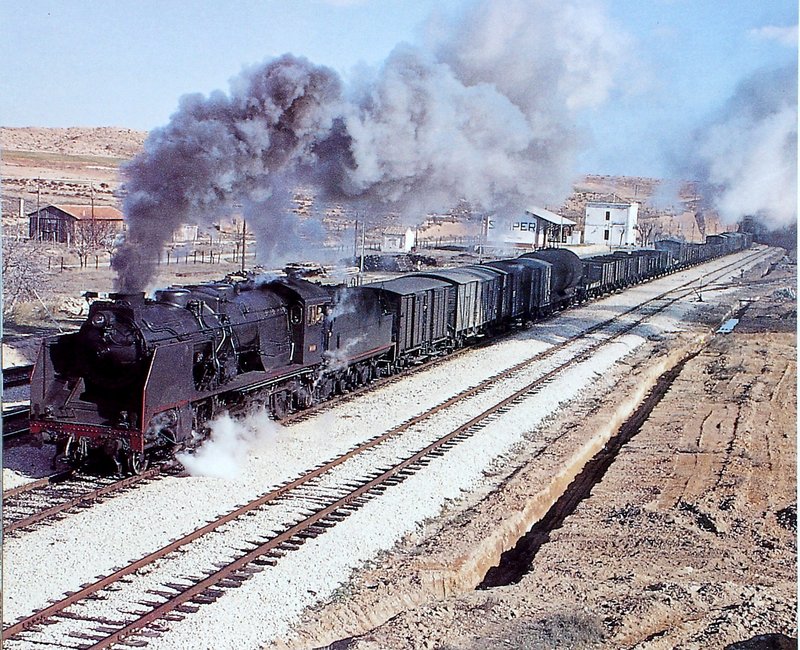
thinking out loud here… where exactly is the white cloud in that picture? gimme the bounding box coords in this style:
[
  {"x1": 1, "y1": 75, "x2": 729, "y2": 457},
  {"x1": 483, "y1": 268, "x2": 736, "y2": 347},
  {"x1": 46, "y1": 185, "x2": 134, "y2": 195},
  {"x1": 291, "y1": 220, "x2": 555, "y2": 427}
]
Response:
[{"x1": 749, "y1": 25, "x2": 798, "y2": 48}]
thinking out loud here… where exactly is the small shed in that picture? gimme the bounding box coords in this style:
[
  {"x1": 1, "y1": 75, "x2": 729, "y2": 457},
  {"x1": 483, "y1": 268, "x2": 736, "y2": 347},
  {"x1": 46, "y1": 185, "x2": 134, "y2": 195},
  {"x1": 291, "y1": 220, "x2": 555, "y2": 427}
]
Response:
[
  {"x1": 28, "y1": 204, "x2": 125, "y2": 245},
  {"x1": 382, "y1": 226, "x2": 417, "y2": 253}
]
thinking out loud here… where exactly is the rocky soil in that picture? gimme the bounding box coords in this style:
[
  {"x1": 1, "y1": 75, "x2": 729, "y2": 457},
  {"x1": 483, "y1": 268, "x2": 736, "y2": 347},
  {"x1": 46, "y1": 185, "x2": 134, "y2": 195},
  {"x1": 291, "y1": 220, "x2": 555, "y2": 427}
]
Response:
[{"x1": 283, "y1": 257, "x2": 796, "y2": 650}]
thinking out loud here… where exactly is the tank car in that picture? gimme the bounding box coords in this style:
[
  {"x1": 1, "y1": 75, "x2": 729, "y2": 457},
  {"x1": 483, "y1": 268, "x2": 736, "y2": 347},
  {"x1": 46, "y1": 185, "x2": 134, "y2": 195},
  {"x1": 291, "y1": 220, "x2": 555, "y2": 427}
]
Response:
[{"x1": 520, "y1": 249, "x2": 584, "y2": 308}]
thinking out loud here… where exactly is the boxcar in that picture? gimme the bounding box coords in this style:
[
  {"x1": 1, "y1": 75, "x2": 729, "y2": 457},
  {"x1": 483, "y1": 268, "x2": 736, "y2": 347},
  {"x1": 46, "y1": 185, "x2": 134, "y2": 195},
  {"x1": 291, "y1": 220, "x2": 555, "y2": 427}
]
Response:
[
  {"x1": 410, "y1": 268, "x2": 499, "y2": 342},
  {"x1": 362, "y1": 276, "x2": 450, "y2": 360}
]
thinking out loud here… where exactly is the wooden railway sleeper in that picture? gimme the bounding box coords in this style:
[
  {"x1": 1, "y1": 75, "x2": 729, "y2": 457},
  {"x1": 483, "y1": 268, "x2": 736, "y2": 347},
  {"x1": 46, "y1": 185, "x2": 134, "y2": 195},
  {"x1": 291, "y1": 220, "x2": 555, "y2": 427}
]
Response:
[
  {"x1": 117, "y1": 639, "x2": 149, "y2": 647},
  {"x1": 175, "y1": 604, "x2": 200, "y2": 614}
]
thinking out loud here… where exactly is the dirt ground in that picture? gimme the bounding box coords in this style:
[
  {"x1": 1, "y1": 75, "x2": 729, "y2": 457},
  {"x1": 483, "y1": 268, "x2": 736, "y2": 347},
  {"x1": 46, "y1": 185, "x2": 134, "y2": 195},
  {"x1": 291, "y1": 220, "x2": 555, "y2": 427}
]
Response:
[{"x1": 282, "y1": 257, "x2": 796, "y2": 650}]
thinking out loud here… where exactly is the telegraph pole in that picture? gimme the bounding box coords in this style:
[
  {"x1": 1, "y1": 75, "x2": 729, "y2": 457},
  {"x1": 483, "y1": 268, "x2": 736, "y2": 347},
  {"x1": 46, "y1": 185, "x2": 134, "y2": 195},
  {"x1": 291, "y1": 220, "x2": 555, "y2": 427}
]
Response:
[
  {"x1": 90, "y1": 183, "x2": 96, "y2": 249},
  {"x1": 241, "y1": 219, "x2": 246, "y2": 274},
  {"x1": 36, "y1": 180, "x2": 41, "y2": 242},
  {"x1": 359, "y1": 219, "x2": 366, "y2": 274}
]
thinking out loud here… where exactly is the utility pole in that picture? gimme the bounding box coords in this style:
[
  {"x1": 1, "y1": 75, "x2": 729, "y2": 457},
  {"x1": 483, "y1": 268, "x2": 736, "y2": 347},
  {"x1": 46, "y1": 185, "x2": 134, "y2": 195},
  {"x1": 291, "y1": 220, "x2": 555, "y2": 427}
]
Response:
[
  {"x1": 90, "y1": 183, "x2": 96, "y2": 249},
  {"x1": 36, "y1": 180, "x2": 41, "y2": 242},
  {"x1": 359, "y1": 219, "x2": 366, "y2": 275},
  {"x1": 241, "y1": 219, "x2": 247, "y2": 274}
]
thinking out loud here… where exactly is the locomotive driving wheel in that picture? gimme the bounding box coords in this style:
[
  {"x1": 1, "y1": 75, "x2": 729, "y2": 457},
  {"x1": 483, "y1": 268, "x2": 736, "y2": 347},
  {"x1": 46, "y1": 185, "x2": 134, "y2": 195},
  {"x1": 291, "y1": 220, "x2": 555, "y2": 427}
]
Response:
[
  {"x1": 271, "y1": 392, "x2": 290, "y2": 420},
  {"x1": 126, "y1": 451, "x2": 148, "y2": 475}
]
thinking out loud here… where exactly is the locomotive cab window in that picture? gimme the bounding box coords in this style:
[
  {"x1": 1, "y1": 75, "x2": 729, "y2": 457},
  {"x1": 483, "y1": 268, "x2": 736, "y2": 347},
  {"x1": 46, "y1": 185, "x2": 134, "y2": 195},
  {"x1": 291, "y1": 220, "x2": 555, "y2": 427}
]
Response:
[
  {"x1": 308, "y1": 305, "x2": 325, "y2": 325},
  {"x1": 290, "y1": 305, "x2": 303, "y2": 325}
]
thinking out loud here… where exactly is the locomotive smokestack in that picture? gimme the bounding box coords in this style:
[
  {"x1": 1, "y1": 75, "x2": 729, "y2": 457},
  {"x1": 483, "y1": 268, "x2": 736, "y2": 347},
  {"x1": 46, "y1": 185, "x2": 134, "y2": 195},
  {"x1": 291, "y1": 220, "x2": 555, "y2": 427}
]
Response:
[{"x1": 109, "y1": 292, "x2": 146, "y2": 306}]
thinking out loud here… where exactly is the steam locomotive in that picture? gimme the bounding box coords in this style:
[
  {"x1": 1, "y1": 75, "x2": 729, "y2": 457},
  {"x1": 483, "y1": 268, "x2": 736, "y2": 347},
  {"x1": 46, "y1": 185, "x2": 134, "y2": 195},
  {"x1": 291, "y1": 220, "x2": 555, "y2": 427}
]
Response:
[{"x1": 29, "y1": 232, "x2": 752, "y2": 473}]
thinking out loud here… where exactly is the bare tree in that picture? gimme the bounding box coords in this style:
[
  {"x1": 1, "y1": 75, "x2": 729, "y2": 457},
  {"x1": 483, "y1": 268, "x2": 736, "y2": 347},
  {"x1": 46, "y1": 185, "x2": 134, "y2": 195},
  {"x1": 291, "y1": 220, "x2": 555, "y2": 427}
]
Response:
[
  {"x1": 3, "y1": 239, "x2": 52, "y2": 318},
  {"x1": 72, "y1": 219, "x2": 122, "y2": 267}
]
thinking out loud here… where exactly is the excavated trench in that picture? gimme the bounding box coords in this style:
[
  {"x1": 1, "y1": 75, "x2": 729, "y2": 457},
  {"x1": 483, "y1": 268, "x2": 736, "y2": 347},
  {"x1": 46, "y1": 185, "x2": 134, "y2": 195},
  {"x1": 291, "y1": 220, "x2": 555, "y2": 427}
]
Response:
[
  {"x1": 476, "y1": 302, "x2": 754, "y2": 590},
  {"x1": 478, "y1": 350, "x2": 699, "y2": 588}
]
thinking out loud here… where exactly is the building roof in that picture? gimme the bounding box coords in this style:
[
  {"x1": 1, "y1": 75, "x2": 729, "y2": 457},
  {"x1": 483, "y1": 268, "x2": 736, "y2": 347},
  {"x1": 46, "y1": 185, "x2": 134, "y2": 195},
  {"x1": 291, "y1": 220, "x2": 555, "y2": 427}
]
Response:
[
  {"x1": 586, "y1": 201, "x2": 635, "y2": 209},
  {"x1": 525, "y1": 206, "x2": 576, "y2": 227},
  {"x1": 383, "y1": 226, "x2": 413, "y2": 236},
  {"x1": 28, "y1": 204, "x2": 124, "y2": 221}
]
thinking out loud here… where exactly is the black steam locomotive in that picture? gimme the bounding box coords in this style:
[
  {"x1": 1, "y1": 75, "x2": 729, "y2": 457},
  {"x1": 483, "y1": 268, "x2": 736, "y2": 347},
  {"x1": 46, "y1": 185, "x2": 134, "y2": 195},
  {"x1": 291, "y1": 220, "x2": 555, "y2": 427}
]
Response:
[{"x1": 29, "y1": 232, "x2": 751, "y2": 473}]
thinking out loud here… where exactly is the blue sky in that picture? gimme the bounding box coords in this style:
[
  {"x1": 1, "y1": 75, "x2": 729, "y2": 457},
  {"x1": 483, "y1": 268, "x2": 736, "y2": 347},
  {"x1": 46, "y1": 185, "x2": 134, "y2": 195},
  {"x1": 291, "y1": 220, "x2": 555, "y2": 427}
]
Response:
[{"x1": 1, "y1": 0, "x2": 796, "y2": 177}]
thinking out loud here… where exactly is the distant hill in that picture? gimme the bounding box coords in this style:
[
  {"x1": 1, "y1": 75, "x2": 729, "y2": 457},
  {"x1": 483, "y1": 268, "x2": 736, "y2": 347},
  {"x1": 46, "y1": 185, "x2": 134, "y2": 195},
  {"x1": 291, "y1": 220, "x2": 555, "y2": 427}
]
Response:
[{"x1": 1, "y1": 126, "x2": 147, "y2": 159}]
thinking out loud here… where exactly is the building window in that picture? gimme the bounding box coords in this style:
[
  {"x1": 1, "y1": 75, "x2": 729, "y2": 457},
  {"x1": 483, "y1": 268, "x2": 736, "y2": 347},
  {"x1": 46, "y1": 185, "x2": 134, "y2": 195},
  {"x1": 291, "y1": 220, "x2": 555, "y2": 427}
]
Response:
[
  {"x1": 605, "y1": 211, "x2": 611, "y2": 221},
  {"x1": 604, "y1": 229, "x2": 610, "y2": 241}
]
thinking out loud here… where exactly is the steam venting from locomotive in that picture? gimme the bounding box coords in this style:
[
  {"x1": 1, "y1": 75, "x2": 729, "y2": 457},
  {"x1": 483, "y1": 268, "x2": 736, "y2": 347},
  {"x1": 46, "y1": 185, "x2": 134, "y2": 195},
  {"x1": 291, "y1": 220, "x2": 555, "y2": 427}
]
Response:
[
  {"x1": 177, "y1": 408, "x2": 282, "y2": 479},
  {"x1": 688, "y1": 65, "x2": 798, "y2": 230},
  {"x1": 114, "y1": 0, "x2": 627, "y2": 292}
]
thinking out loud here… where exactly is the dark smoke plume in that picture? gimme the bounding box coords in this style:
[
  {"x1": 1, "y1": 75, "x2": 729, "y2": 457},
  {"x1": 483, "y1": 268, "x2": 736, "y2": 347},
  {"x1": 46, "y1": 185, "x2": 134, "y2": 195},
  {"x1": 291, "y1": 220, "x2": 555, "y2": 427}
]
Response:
[
  {"x1": 115, "y1": 55, "x2": 343, "y2": 291},
  {"x1": 115, "y1": 1, "x2": 628, "y2": 291}
]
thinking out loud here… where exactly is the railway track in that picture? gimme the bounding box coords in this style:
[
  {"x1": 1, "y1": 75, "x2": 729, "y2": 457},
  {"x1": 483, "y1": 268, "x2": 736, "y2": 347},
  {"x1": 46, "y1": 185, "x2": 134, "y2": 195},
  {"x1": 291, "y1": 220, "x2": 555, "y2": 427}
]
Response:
[
  {"x1": 2, "y1": 465, "x2": 171, "y2": 536},
  {"x1": 3, "y1": 363, "x2": 34, "y2": 389},
  {"x1": 3, "y1": 247, "x2": 771, "y2": 648},
  {"x1": 2, "y1": 406, "x2": 31, "y2": 440},
  {"x1": 0, "y1": 249, "x2": 767, "y2": 536}
]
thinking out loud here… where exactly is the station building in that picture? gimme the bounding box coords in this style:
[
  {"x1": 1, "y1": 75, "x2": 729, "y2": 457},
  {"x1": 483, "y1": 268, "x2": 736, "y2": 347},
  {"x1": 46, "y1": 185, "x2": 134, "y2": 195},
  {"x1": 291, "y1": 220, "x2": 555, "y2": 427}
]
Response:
[
  {"x1": 584, "y1": 201, "x2": 639, "y2": 247},
  {"x1": 486, "y1": 206, "x2": 579, "y2": 249}
]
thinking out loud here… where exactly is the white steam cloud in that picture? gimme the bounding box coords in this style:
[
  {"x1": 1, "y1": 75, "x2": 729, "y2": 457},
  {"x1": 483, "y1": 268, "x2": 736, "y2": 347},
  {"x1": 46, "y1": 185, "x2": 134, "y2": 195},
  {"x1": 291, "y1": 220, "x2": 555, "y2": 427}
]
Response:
[
  {"x1": 689, "y1": 66, "x2": 797, "y2": 229},
  {"x1": 114, "y1": 0, "x2": 629, "y2": 291},
  {"x1": 177, "y1": 407, "x2": 283, "y2": 479}
]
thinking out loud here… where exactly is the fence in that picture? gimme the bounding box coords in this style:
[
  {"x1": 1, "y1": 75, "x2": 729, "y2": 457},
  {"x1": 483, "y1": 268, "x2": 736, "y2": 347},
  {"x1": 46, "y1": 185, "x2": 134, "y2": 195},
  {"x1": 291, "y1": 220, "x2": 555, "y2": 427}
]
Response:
[{"x1": 46, "y1": 249, "x2": 256, "y2": 272}]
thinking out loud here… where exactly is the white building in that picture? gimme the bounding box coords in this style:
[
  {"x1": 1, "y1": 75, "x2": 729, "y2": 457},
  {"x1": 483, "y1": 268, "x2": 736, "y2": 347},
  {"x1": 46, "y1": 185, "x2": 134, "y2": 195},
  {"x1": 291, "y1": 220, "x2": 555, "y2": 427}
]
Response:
[
  {"x1": 584, "y1": 201, "x2": 639, "y2": 247},
  {"x1": 382, "y1": 226, "x2": 417, "y2": 252},
  {"x1": 172, "y1": 223, "x2": 199, "y2": 243},
  {"x1": 486, "y1": 206, "x2": 579, "y2": 249}
]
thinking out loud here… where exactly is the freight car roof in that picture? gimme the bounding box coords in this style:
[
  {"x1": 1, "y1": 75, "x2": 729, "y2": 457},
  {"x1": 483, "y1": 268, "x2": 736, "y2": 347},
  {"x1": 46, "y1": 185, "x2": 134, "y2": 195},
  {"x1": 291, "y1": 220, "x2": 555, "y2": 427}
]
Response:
[
  {"x1": 461, "y1": 265, "x2": 504, "y2": 280},
  {"x1": 363, "y1": 275, "x2": 450, "y2": 296},
  {"x1": 409, "y1": 268, "x2": 493, "y2": 285}
]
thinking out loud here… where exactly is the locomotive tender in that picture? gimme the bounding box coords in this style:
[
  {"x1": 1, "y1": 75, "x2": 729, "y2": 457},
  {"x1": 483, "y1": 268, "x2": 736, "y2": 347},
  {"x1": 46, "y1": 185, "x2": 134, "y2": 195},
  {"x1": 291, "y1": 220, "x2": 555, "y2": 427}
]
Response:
[{"x1": 29, "y1": 233, "x2": 751, "y2": 473}]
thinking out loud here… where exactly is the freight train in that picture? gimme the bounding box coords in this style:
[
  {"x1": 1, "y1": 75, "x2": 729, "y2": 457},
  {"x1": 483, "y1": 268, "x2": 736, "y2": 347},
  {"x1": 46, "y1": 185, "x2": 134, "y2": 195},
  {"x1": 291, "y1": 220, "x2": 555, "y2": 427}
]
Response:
[{"x1": 29, "y1": 232, "x2": 752, "y2": 474}]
